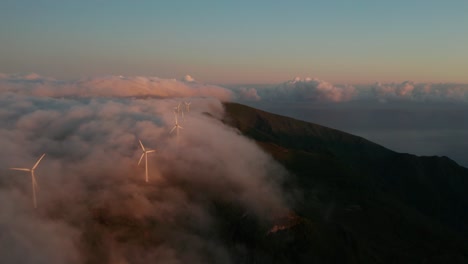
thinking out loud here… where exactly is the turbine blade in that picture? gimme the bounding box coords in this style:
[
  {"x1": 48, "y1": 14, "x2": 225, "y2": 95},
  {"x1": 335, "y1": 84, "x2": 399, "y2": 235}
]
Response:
[
  {"x1": 146, "y1": 150, "x2": 156, "y2": 153},
  {"x1": 170, "y1": 126, "x2": 176, "y2": 133},
  {"x1": 10, "y1": 168, "x2": 31, "y2": 172},
  {"x1": 139, "y1": 139, "x2": 145, "y2": 151},
  {"x1": 32, "y1": 153, "x2": 46, "y2": 170},
  {"x1": 138, "y1": 153, "x2": 145, "y2": 165}
]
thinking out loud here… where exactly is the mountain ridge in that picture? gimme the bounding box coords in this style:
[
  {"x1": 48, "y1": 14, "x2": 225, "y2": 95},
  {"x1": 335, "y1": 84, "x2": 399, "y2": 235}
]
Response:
[{"x1": 222, "y1": 102, "x2": 468, "y2": 263}]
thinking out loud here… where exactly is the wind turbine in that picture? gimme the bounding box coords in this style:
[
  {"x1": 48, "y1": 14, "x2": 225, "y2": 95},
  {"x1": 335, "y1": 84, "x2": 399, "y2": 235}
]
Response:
[
  {"x1": 10, "y1": 153, "x2": 46, "y2": 208},
  {"x1": 170, "y1": 111, "x2": 183, "y2": 141},
  {"x1": 184, "y1": 101, "x2": 191, "y2": 113},
  {"x1": 138, "y1": 140, "x2": 155, "y2": 183},
  {"x1": 175, "y1": 102, "x2": 182, "y2": 112},
  {"x1": 174, "y1": 102, "x2": 181, "y2": 114},
  {"x1": 174, "y1": 102, "x2": 185, "y2": 120}
]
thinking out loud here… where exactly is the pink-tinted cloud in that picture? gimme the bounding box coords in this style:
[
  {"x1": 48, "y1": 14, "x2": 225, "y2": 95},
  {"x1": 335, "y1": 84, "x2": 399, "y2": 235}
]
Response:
[
  {"x1": 0, "y1": 93, "x2": 290, "y2": 263},
  {"x1": 237, "y1": 87, "x2": 261, "y2": 101},
  {"x1": 230, "y1": 77, "x2": 468, "y2": 103},
  {"x1": 4, "y1": 73, "x2": 468, "y2": 104},
  {"x1": 182, "y1": 75, "x2": 196, "y2": 82},
  {"x1": 0, "y1": 73, "x2": 233, "y2": 101},
  {"x1": 233, "y1": 77, "x2": 356, "y2": 102}
]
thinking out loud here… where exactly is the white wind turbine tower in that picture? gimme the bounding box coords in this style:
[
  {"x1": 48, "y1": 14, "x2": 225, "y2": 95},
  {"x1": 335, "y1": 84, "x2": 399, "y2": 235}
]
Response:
[
  {"x1": 170, "y1": 111, "x2": 183, "y2": 142},
  {"x1": 10, "y1": 153, "x2": 46, "y2": 208},
  {"x1": 184, "y1": 101, "x2": 191, "y2": 113},
  {"x1": 174, "y1": 102, "x2": 183, "y2": 119},
  {"x1": 138, "y1": 140, "x2": 156, "y2": 183}
]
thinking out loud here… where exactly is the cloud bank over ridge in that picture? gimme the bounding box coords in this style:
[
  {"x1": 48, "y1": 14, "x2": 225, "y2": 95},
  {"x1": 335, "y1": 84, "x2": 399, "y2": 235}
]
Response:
[
  {"x1": 2, "y1": 72, "x2": 468, "y2": 262},
  {"x1": 0, "y1": 73, "x2": 233, "y2": 101},
  {"x1": 0, "y1": 91, "x2": 291, "y2": 263},
  {"x1": 232, "y1": 77, "x2": 468, "y2": 103},
  {"x1": 3, "y1": 72, "x2": 468, "y2": 103}
]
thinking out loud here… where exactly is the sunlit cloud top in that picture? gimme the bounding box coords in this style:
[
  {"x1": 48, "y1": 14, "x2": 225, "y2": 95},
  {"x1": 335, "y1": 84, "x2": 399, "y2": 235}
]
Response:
[
  {"x1": 234, "y1": 77, "x2": 468, "y2": 103},
  {"x1": 2, "y1": 73, "x2": 468, "y2": 103},
  {"x1": 0, "y1": 73, "x2": 233, "y2": 101}
]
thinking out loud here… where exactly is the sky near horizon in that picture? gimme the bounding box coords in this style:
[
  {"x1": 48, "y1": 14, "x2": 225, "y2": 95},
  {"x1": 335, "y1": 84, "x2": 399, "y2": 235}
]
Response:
[{"x1": 1, "y1": 0, "x2": 467, "y2": 84}]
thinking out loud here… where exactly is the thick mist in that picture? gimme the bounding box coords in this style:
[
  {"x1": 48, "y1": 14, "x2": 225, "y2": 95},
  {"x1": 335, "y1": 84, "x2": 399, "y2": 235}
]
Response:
[{"x1": 0, "y1": 94, "x2": 291, "y2": 263}]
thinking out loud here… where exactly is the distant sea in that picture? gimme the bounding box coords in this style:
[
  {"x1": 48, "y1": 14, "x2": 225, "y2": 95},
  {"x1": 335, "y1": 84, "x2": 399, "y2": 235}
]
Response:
[{"x1": 245, "y1": 101, "x2": 468, "y2": 168}]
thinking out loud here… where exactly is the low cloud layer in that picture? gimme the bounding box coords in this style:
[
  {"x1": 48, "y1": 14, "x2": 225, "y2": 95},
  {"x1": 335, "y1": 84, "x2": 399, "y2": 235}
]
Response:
[
  {"x1": 0, "y1": 91, "x2": 290, "y2": 263},
  {"x1": 365, "y1": 81, "x2": 468, "y2": 102},
  {"x1": 225, "y1": 76, "x2": 468, "y2": 167},
  {"x1": 234, "y1": 77, "x2": 356, "y2": 102},
  {"x1": 3, "y1": 73, "x2": 468, "y2": 103},
  {"x1": 232, "y1": 77, "x2": 468, "y2": 103},
  {"x1": 0, "y1": 73, "x2": 233, "y2": 101}
]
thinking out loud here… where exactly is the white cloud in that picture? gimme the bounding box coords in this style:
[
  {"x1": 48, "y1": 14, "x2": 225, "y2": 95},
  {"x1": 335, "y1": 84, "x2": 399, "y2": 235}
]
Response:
[
  {"x1": 232, "y1": 77, "x2": 356, "y2": 102},
  {"x1": 0, "y1": 93, "x2": 290, "y2": 263},
  {"x1": 237, "y1": 87, "x2": 261, "y2": 101},
  {"x1": 366, "y1": 81, "x2": 468, "y2": 102},
  {"x1": 0, "y1": 73, "x2": 233, "y2": 101},
  {"x1": 4, "y1": 72, "x2": 468, "y2": 104},
  {"x1": 228, "y1": 77, "x2": 468, "y2": 103},
  {"x1": 182, "y1": 75, "x2": 196, "y2": 82}
]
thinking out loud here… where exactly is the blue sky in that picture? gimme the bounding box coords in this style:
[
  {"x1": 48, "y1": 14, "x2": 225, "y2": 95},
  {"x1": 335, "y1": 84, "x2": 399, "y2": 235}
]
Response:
[{"x1": 1, "y1": 0, "x2": 467, "y2": 84}]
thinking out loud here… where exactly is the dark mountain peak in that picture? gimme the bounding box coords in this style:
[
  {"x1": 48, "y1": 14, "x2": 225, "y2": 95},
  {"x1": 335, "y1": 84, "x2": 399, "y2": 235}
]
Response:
[
  {"x1": 222, "y1": 102, "x2": 468, "y2": 263},
  {"x1": 224, "y1": 102, "x2": 379, "y2": 143},
  {"x1": 223, "y1": 102, "x2": 395, "y2": 162}
]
